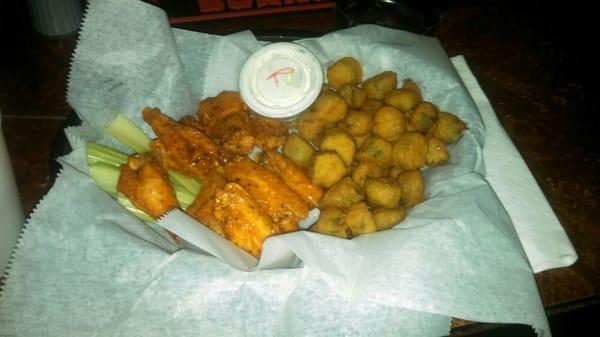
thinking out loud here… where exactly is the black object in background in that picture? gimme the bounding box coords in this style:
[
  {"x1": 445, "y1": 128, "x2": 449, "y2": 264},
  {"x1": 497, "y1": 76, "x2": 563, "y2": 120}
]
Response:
[
  {"x1": 336, "y1": 0, "x2": 448, "y2": 35},
  {"x1": 152, "y1": 0, "x2": 199, "y2": 17},
  {"x1": 49, "y1": 111, "x2": 81, "y2": 181}
]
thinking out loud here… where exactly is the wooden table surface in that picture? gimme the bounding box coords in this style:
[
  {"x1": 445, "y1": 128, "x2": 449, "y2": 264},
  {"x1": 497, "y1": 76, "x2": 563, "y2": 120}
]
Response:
[{"x1": 1, "y1": 1, "x2": 598, "y2": 335}]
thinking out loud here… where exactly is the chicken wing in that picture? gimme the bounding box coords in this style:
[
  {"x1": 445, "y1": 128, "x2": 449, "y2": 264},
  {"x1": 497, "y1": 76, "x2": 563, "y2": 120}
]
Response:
[
  {"x1": 214, "y1": 183, "x2": 280, "y2": 257},
  {"x1": 225, "y1": 158, "x2": 308, "y2": 233},
  {"x1": 261, "y1": 150, "x2": 323, "y2": 208},
  {"x1": 198, "y1": 91, "x2": 255, "y2": 155},
  {"x1": 249, "y1": 114, "x2": 288, "y2": 150},
  {"x1": 117, "y1": 153, "x2": 178, "y2": 219},
  {"x1": 143, "y1": 107, "x2": 222, "y2": 180},
  {"x1": 186, "y1": 172, "x2": 227, "y2": 237},
  {"x1": 179, "y1": 115, "x2": 204, "y2": 131}
]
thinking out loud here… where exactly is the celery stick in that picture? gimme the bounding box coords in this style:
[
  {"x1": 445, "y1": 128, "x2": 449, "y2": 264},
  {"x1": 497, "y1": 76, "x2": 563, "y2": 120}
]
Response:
[
  {"x1": 175, "y1": 189, "x2": 196, "y2": 210},
  {"x1": 117, "y1": 190, "x2": 191, "y2": 221},
  {"x1": 116, "y1": 193, "x2": 154, "y2": 222},
  {"x1": 168, "y1": 170, "x2": 202, "y2": 196},
  {"x1": 86, "y1": 142, "x2": 128, "y2": 167},
  {"x1": 105, "y1": 114, "x2": 151, "y2": 153},
  {"x1": 88, "y1": 162, "x2": 121, "y2": 198}
]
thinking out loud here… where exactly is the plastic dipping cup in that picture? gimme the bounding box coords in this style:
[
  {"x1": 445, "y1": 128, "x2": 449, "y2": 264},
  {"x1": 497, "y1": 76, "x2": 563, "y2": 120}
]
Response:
[
  {"x1": 0, "y1": 109, "x2": 25, "y2": 274},
  {"x1": 239, "y1": 42, "x2": 323, "y2": 119}
]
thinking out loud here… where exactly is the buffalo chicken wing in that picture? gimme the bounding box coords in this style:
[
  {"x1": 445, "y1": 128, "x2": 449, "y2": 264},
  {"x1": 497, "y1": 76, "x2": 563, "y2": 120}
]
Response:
[
  {"x1": 225, "y1": 158, "x2": 308, "y2": 233},
  {"x1": 214, "y1": 183, "x2": 280, "y2": 257},
  {"x1": 197, "y1": 91, "x2": 255, "y2": 155},
  {"x1": 261, "y1": 150, "x2": 323, "y2": 208},
  {"x1": 117, "y1": 153, "x2": 178, "y2": 219},
  {"x1": 143, "y1": 107, "x2": 222, "y2": 180}
]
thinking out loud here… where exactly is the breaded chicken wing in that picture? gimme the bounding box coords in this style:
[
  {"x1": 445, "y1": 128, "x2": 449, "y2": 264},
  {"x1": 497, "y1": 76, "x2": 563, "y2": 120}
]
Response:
[
  {"x1": 143, "y1": 107, "x2": 222, "y2": 179},
  {"x1": 214, "y1": 183, "x2": 280, "y2": 257},
  {"x1": 261, "y1": 150, "x2": 323, "y2": 208},
  {"x1": 198, "y1": 91, "x2": 255, "y2": 155},
  {"x1": 225, "y1": 158, "x2": 308, "y2": 233},
  {"x1": 117, "y1": 153, "x2": 178, "y2": 219}
]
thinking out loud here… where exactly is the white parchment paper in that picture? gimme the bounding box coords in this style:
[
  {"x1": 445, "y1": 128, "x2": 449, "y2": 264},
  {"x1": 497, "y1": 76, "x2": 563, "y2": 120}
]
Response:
[
  {"x1": 450, "y1": 56, "x2": 577, "y2": 273},
  {"x1": 0, "y1": 0, "x2": 555, "y2": 336}
]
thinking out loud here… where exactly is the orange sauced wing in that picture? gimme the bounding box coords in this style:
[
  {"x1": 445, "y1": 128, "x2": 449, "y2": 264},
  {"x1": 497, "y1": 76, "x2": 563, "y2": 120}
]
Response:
[
  {"x1": 249, "y1": 114, "x2": 288, "y2": 150},
  {"x1": 186, "y1": 172, "x2": 227, "y2": 237},
  {"x1": 179, "y1": 115, "x2": 204, "y2": 131},
  {"x1": 219, "y1": 114, "x2": 255, "y2": 155},
  {"x1": 188, "y1": 199, "x2": 223, "y2": 237},
  {"x1": 224, "y1": 158, "x2": 309, "y2": 233},
  {"x1": 143, "y1": 107, "x2": 222, "y2": 179},
  {"x1": 198, "y1": 91, "x2": 246, "y2": 128},
  {"x1": 213, "y1": 183, "x2": 280, "y2": 257},
  {"x1": 262, "y1": 150, "x2": 323, "y2": 208},
  {"x1": 117, "y1": 153, "x2": 179, "y2": 219},
  {"x1": 198, "y1": 91, "x2": 255, "y2": 155}
]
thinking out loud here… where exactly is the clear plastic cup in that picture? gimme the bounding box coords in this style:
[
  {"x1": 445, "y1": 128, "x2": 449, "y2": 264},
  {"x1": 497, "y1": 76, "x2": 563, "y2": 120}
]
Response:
[
  {"x1": 0, "y1": 108, "x2": 25, "y2": 273},
  {"x1": 239, "y1": 42, "x2": 323, "y2": 119},
  {"x1": 27, "y1": 0, "x2": 83, "y2": 36}
]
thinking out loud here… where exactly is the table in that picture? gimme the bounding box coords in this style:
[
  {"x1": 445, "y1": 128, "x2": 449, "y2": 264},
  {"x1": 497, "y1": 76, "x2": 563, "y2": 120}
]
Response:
[{"x1": 1, "y1": 2, "x2": 598, "y2": 335}]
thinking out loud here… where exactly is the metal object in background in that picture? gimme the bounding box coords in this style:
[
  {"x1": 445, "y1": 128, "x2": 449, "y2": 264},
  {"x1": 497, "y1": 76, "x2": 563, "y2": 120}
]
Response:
[{"x1": 27, "y1": 0, "x2": 83, "y2": 36}]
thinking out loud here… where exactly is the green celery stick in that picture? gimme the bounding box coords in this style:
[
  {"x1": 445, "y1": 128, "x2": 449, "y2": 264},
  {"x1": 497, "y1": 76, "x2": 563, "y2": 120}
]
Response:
[
  {"x1": 168, "y1": 170, "x2": 202, "y2": 196},
  {"x1": 88, "y1": 162, "x2": 121, "y2": 198},
  {"x1": 116, "y1": 193, "x2": 154, "y2": 222},
  {"x1": 105, "y1": 114, "x2": 151, "y2": 153},
  {"x1": 86, "y1": 142, "x2": 128, "y2": 167},
  {"x1": 175, "y1": 189, "x2": 196, "y2": 210}
]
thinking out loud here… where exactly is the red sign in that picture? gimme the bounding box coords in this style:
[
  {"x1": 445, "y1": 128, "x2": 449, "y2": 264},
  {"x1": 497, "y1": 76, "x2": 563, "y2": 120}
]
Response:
[
  {"x1": 166, "y1": 0, "x2": 335, "y2": 24},
  {"x1": 198, "y1": 0, "x2": 330, "y2": 13}
]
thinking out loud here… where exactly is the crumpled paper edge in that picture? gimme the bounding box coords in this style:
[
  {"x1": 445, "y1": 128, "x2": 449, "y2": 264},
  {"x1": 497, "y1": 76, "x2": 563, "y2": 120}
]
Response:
[{"x1": 0, "y1": 168, "x2": 68, "y2": 297}]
